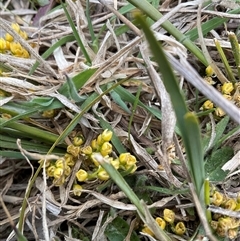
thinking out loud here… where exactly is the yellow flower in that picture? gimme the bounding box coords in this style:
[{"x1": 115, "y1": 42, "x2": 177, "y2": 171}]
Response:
[
  {"x1": 126, "y1": 155, "x2": 137, "y2": 166},
  {"x1": 73, "y1": 135, "x2": 84, "y2": 146},
  {"x1": 215, "y1": 107, "x2": 225, "y2": 117},
  {"x1": 206, "y1": 65, "x2": 214, "y2": 77},
  {"x1": 125, "y1": 163, "x2": 137, "y2": 173},
  {"x1": 210, "y1": 220, "x2": 218, "y2": 230},
  {"x1": 221, "y1": 82, "x2": 234, "y2": 95},
  {"x1": 55, "y1": 159, "x2": 64, "y2": 169},
  {"x1": 91, "y1": 152, "x2": 100, "y2": 167},
  {"x1": 100, "y1": 142, "x2": 112, "y2": 156},
  {"x1": 218, "y1": 217, "x2": 234, "y2": 231},
  {"x1": 42, "y1": 109, "x2": 55, "y2": 118},
  {"x1": 101, "y1": 129, "x2": 113, "y2": 142},
  {"x1": 224, "y1": 198, "x2": 237, "y2": 210},
  {"x1": 163, "y1": 209, "x2": 175, "y2": 224},
  {"x1": 0, "y1": 38, "x2": 6, "y2": 50},
  {"x1": 67, "y1": 144, "x2": 80, "y2": 157},
  {"x1": 10, "y1": 42, "x2": 23, "y2": 56},
  {"x1": 97, "y1": 169, "x2": 109, "y2": 181},
  {"x1": 111, "y1": 158, "x2": 120, "y2": 170},
  {"x1": 47, "y1": 165, "x2": 56, "y2": 177},
  {"x1": 142, "y1": 226, "x2": 154, "y2": 236},
  {"x1": 91, "y1": 139, "x2": 98, "y2": 150},
  {"x1": 96, "y1": 133, "x2": 103, "y2": 146},
  {"x1": 65, "y1": 154, "x2": 75, "y2": 166},
  {"x1": 174, "y1": 222, "x2": 186, "y2": 235},
  {"x1": 53, "y1": 176, "x2": 65, "y2": 186},
  {"x1": 64, "y1": 165, "x2": 71, "y2": 176},
  {"x1": 119, "y1": 153, "x2": 135, "y2": 165},
  {"x1": 228, "y1": 228, "x2": 238, "y2": 239},
  {"x1": 21, "y1": 48, "x2": 30, "y2": 58},
  {"x1": 75, "y1": 169, "x2": 88, "y2": 182},
  {"x1": 211, "y1": 191, "x2": 223, "y2": 206},
  {"x1": 11, "y1": 23, "x2": 20, "y2": 33},
  {"x1": 202, "y1": 100, "x2": 214, "y2": 110},
  {"x1": 155, "y1": 217, "x2": 166, "y2": 230},
  {"x1": 73, "y1": 184, "x2": 82, "y2": 196},
  {"x1": 53, "y1": 167, "x2": 64, "y2": 179},
  {"x1": 5, "y1": 33, "x2": 14, "y2": 42},
  {"x1": 81, "y1": 146, "x2": 93, "y2": 155},
  {"x1": 19, "y1": 30, "x2": 28, "y2": 40}
]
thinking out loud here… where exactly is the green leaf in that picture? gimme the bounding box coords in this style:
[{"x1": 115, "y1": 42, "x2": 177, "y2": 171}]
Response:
[
  {"x1": 205, "y1": 147, "x2": 233, "y2": 181},
  {"x1": 105, "y1": 216, "x2": 140, "y2": 241}
]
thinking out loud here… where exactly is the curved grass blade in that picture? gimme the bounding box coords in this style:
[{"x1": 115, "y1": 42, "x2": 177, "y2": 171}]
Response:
[
  {"x1": 135, "y1": 14, "x2": 205, "y2": 195},
  {"x1": 61, "y1": 0, "x2": 92, "y2": 64}
]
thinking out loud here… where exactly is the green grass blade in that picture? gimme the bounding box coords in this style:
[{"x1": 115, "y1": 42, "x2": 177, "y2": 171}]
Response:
[
  {"x1": 135, "y1": 14, "x2": 205, "y2": 195},
  {"x1": 61, "y1": 1, "x2": 92, "y2": 64},
  {"x1": 186, "y1": 8, "x2": 240, "y2": 41},
  {"x1": 29, "y1": 35, "x2": 75, "y2": 75},
  {"x1": 127, "y1": 0, "x2": 208, "y2": 66}
]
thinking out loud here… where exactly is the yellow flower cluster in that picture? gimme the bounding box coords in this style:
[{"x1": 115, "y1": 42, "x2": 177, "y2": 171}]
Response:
[
  {"x1": 210, "y1": 190, "x2": 240, "y2": 239},
  {"x1": 73, "y1": 129, "x2": 138, "y2": 195},
  {"x1": 142, "y1": 209, "x2": 186, "y2": 237},
  {"x1": 200, "y1": 73, "x2": 240, "y2": 117},
  {"x1": 41, "y1": 130, "x2": 138, "y2": 196},
  {"x1": 0, "y1": 23, "x2": 29, "y2": 58}
]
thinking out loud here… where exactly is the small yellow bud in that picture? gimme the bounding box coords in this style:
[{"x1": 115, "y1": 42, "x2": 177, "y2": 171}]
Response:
[
  {"x1": 97, "y1": 170, "x2": 109, "y2": 181},
  {"x1": 53, "y1": 167, "x2": 64, "y2": 179},
  {"x1": 163, "y1": 209, "x2": 175, "y2": 224},
  {"x1": 0, "y1": 38, "x2": 6, "y2": 50},
  {"x1": 73, "y1": 135, "x2": 84, "y2": 146},
  {"x1": 91, "y1": 139, "x2": 98, "y2": 150},
  {"x1": 202, "y1": 100, "x2": 214, "y2": 110},
  {"x1": 211, "y1": 191, "x2": 223, "y2": 206},
  {"x1": 100, "y1": 142, "x2": 112, "y2": 156},
  {"x1": 210, "y1": 220, "x2": 218, "y2": 230},
  {"x1": 76, "y1": 169, "x2": 88, "y2": 182},
  {"x1": 125, "y1": 163, "x2": 137, "y2": 173},
  {"x1": 228, "y1": 228, "x2": 238, "y2": 239},
  {"x1": 42, "y1": 110, "x2": 55, "y2": 118},
  {"x1": 111, "y1": 158, "x2": 120, "y2": 169},
  {"x1": 215, "y1": 107, "x2": 225, "y2": 117},
  {"x1": 64, "y1": 165, "x2": 71, "y2": 176},
  {"x1": 47, "y1": 165, "x2": 56, "y2": 177},
  {"x1": 101, "y1": 129, "x2": 113, "y2": 142},
  {"x1": 5, "y1": 33, "x2": 14, "y2": 42},
  {"x1": 174, "y1": 222, "x2": 186, "y2": 235},
  {"x1": 10, "y1": 42, "x2": 23, "y2": 56},
  {"x1": 81, "y1": 146, "x2": 93, "y2": 155},
  {"x1": 91, "y1": 153, "x2": 100, "y2": 167},
  {"x1": 126, "y1": 155, "x2": 137, "y2": 166},
  {"x1": 218, "y1": 217, "x2": 233, "y2": 231},
  {"x1": 155, "y1": 217, "x2": 166, "y2": 230},
  {"x1": 142, "y1": 226, "x2": 154, "y2": 236},
  {"x1": 21, "y1": 49, "x2": 30, "y2": 58},
  {"x1": 206, "y1": 65, "x2": 214, "y2": 77},
  {"x1": 221, "y1": 82, "x2": 234, "y2": 95},
  {"x1": 1, "y1": 113, "x2": 12, "y2": 119},
  {"x1": 119, "y1": 153, "x2": 131, "y2": 165},
  {"x1": 224, "y1": 198, "x2": 237, "y2": 210},
  {"x1": 55, "y1": 159, "x2": 64, "y2": 169},
  {"x1": 67, "y1": 144, "x2": 80, "y2": 157},
  {"x1": 53, "y1": 176, "x2": 65, "y2": 186},
  {"x1": 11, "y1": 23, "x2": 20, "y2": 33},
  {"x1": 64, "y1": 154, "x2": 75, "y2": 166},
  {"x1": 19, "y1": 30, "x2": 28, "y2": 40},
  {"x1": 73, "y1": 184, "x2": 82, "y2": 196}
]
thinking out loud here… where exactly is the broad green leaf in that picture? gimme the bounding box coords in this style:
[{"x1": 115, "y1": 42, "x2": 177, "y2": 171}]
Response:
[
  {"x1": 205, "y1": 147, "x2": 233, "y2": 181},
  {"x1": 105, "y1": 217, "x2": 140, "y2": 241}
]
